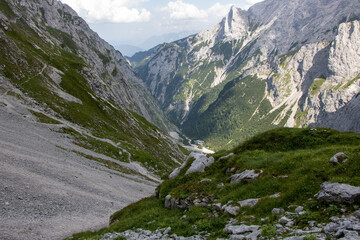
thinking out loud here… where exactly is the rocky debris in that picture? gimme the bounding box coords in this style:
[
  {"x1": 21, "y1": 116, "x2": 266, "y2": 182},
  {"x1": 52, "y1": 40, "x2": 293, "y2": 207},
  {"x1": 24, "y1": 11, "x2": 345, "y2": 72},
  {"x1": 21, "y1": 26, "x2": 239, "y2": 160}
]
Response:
[
  {"x1": 230, "y1": 170, "x2": 261, "y2": 184},
  {"x1": 270, "y1": 209, "x2": 360, "y2": 239},
  {"x1": 238, "y1": 198, "x2": 259, "y2": 208},
  {"x1": 99, "y1": 227, "x2": 209, "y2": 240},
  {"x1": 330, "y1": 152, "x2": 349, "y2": 164},
  {"x1": 315, "y1": 182, "x2": 360, "y2": 204},
  {"x1": 164, "y1": 195, "x2": 213, "y2": 210},
  {"x1": 98, "y1": 209, "x2": 360, "y2": 240}
]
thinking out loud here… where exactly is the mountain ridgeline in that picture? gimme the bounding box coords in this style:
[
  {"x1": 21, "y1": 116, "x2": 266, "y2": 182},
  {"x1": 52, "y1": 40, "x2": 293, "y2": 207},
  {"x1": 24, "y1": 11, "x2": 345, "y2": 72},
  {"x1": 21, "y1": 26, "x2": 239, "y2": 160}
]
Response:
[
  {"x1": 130, "y1": 0, "x2": 360, "y2": 150},
  {"x1": 0, "y1": 0, "x2": 185, "y2": 177}
]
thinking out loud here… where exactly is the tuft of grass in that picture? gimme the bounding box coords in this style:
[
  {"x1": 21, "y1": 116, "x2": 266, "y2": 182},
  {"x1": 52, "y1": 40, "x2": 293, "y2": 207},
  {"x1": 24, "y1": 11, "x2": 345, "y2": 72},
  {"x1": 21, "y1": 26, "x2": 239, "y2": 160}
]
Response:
[
  {"x1": 29, "y1": 110, "x2": 62, "y2": 124},
  {"x1": 309, "y1": 78, "x2": 326, "y2": 95}
]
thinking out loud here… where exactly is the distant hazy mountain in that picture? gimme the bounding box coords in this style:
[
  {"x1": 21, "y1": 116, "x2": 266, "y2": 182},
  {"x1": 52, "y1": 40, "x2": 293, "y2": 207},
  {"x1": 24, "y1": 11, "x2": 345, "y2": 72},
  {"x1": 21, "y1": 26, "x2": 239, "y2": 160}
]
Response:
[
  {"x1": 112, "y1": 44, "x2": 144, "y2": 57},
  {"x1": 131, "y1": 0, "x2": 360, "y2": 150},
  {"x1": 140, "y1": 31, "x2": 195, "y2": 50}
]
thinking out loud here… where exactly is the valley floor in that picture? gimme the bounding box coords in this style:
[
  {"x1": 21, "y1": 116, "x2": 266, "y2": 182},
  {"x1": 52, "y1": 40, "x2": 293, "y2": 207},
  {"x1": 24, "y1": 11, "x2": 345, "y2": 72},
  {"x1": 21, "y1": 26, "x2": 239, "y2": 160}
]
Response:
[{"x1": 0, "y1": 98, "x2": 157, "y2": 239}]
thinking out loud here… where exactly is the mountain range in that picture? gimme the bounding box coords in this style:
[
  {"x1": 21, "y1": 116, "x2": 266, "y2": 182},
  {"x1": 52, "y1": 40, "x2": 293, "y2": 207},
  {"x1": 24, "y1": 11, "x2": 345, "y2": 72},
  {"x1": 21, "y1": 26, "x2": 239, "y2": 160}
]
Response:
[
  {"x1": 131, "y1": 0, "x2": 360, "y2": 150},
  {"x1": 1, "y1": 0, "x2": 360, "y2": 239}
]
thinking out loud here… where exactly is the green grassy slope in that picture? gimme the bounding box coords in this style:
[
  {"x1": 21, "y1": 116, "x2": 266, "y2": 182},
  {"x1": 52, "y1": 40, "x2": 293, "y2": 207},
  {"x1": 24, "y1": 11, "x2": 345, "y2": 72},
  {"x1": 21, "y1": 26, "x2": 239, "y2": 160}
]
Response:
[{"x1": 70, "y1": 127, "x2": 360, "y2": 239}]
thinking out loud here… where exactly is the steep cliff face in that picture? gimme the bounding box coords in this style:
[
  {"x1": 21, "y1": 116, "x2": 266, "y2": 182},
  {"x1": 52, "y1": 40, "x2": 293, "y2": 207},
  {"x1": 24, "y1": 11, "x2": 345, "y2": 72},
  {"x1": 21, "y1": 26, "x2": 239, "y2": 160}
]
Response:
[
  {"x1": 131, "y1": 0, "x2": 360, "y2": 150},
  {"x1": 0, "y1": 0, "x2": 185, "y2": 174},
  {"x1": 1, "y1": 0, "x2": 174, "y2": 131}
]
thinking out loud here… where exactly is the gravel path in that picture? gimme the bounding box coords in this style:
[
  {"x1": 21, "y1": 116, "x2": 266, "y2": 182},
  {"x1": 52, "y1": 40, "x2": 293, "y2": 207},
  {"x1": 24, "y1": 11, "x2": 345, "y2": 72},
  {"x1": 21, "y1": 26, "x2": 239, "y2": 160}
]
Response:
[{"x1": 0, "y1": 95, "x2": 157, "y2": 239}]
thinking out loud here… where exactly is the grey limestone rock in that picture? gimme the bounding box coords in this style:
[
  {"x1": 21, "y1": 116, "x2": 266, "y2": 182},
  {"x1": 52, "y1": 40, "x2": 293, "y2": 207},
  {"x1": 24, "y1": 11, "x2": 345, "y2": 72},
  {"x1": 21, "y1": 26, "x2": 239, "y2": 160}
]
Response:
[
  {"x1": 272, "y1": 208, "x2": 285, "y2": 214},
  {"x1": 164, "y1": 195, "x2": 172, "y2": 209},
  {"x1": 279, "y1": 216, "x2": 292, "y2": 224},
  {"x1": 230, "y1": 170, "x2": 261, "y2": 184},
  {"x1": 185, "y1": 153, "x2": 214, "y2": 175},
  {"x1": 224, "y1": 205, "x2": 240, "y2": 216},
  {"x1": 225, "y1": 224, "x2": 260, "y2": 234},
  {"x1": 315, "y1": 182, "x2": 360, "y2": 204},
  {"x1": 355, "y1": 210, "x2": 360, "y2": 219},
  {"x1": 238, "y1": 198, "x2": 259, "y2": 208},
  {"x1": 168, "y1": 167, "x2": 181, "y2": 179},
  {"x1": 295, "y1": 206, "x2": 304, "y2": 213},
  {"x1": 330, "y1": 152, "x2": 349, "y2": 164},
  {"x1": 339, "y1": 230, "x2": 359, "y2": 240}
]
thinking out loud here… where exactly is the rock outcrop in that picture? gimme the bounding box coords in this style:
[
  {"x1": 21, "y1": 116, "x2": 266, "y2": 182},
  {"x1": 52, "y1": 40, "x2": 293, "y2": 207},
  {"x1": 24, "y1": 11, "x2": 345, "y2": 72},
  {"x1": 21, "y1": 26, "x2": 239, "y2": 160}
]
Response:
[
  {"x1": 230, "y1": 170, "x2": 261, "y2": 184},
  {"x1": 168, "y1": 152, "x2": 214, "y2": 179},
  {"x1": 315, "y1": 182, "x2": 360, "y2": 204}
]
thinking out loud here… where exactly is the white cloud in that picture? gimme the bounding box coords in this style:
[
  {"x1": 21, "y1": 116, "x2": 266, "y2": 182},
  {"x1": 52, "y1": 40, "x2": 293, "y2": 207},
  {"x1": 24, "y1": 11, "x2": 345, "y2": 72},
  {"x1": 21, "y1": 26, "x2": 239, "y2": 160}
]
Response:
[
  {"x1": 162, "y1": 1, "x2": 235, "y2": 21},
  {"x1": 242, "y1": 0, "x2": 264, "y2": 10},
  {"x1": 60, "y1": 0, "x2": 151, "y2": 23},
  {"x1": 162, "y1": 0, "x2": 208, "y2": 20},
  {"x1": 207, "y1": 3, "x2": 234, "y2": 19},
  {"x1": 246, "y1": 0, "x2": 264, "y2": 4}
]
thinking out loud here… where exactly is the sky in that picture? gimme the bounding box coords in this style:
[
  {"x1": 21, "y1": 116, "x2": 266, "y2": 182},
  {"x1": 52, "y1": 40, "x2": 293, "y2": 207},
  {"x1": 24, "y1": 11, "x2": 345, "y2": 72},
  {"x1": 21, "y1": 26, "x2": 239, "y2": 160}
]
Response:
[{"x1": 60, "y1": 0, "x2": 264, "y2": 51}]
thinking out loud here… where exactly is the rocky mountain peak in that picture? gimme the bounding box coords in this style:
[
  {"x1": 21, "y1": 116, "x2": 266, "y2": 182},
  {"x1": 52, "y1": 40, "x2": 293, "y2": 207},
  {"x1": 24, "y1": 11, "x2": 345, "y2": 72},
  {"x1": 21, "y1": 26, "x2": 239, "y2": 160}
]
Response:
[
  {"x1": 218, "y1": 5, "x2": 249, "y2": 42},
  {"x1": 198, "y1": 5, "x2": 249, "y2": 45}
]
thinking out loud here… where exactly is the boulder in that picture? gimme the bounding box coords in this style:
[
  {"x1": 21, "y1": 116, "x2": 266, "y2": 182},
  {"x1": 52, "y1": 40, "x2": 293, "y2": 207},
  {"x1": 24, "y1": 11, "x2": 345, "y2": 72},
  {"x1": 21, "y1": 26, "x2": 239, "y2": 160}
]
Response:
[
  {"x1": 168, "y1": 152, "x2": 214, "y2": 178},
  {"x1": 269, "y1": 193, "x2": 281, "y2": 198},
  {"x1": 224, "y1": 205, "x2": 240, "y2": 216},
  {"x1": 330, "y1": 152, "x2": 349, "y2": 164},
  {"x1": 238, "y1": 198, "x2": 259, "y2": 208},
  {"x1": 164, "y1": 195, "x2": 172, "y2": 209},
  {"x1": 339, "y1": 230, "x2": 359, "y2": 240},
  {"x1": 225, "y1": 224, "x2": 260, "y2": 234},
  {"x1": 272, "y1": 208, "x2": 285, "y2": 214},
  {"x1": 229, "y1": 235, "x2": 246, "y2": 240},
  {"x1": 355, "y1": 210, "x2": 360, "y2": 219},
  {"x1": 185, "y1": 153, "x2": 215, "y2": 175},
  {"x1": 295, "y1": 206, "x2": 304, "y2": 213},
  {"x1": 279, "y1": 216, "x2": 292, "y2": 224},
  {"x1": 315, "y1": 182, "x2": 360, "y2": 204},
  {"x1": 230, "y1": 170, "x2": 261, "y2": 184}
]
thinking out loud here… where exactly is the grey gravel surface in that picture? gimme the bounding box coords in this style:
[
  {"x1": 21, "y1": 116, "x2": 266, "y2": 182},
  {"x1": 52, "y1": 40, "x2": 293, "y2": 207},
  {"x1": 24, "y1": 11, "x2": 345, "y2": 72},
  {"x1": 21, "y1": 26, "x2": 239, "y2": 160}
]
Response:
[{"x1": 0, "y1": 99, "x2": 156, "y2": 240}]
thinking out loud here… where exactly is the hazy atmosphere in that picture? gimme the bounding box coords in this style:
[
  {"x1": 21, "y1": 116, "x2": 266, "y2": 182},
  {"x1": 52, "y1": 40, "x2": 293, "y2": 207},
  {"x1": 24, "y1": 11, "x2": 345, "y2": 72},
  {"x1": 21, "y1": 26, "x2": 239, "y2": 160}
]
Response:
[{"x1": 60, "y1": 0, "x2": 263, "y2": 54}]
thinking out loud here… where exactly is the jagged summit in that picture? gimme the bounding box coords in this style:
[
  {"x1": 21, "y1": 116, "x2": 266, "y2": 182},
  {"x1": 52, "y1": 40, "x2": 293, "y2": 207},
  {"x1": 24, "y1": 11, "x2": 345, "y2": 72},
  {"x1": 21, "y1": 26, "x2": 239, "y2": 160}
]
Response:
[
  {"x1": 199, "y1": 0, "x2": 360, "y2": 54},
  {"x1": 130, "y1": 0, "x2": 360, "y2": 150},
  {"x1": 247, "y1": 0, "x2": 360, "y2": 53},
  {"x1": 215, "y1": 5, "x2": 249, "y2": 43}
]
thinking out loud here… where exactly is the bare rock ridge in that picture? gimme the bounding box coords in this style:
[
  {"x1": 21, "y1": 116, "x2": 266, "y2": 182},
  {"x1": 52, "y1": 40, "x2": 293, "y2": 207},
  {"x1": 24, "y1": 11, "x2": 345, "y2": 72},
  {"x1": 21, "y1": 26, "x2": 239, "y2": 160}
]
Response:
[
  {"x1": 5, "y1": 0, "x2": 174, "y2": 131},
  {"x1": 131, "y1": 0, "x2": 360, "y2": 150}
]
